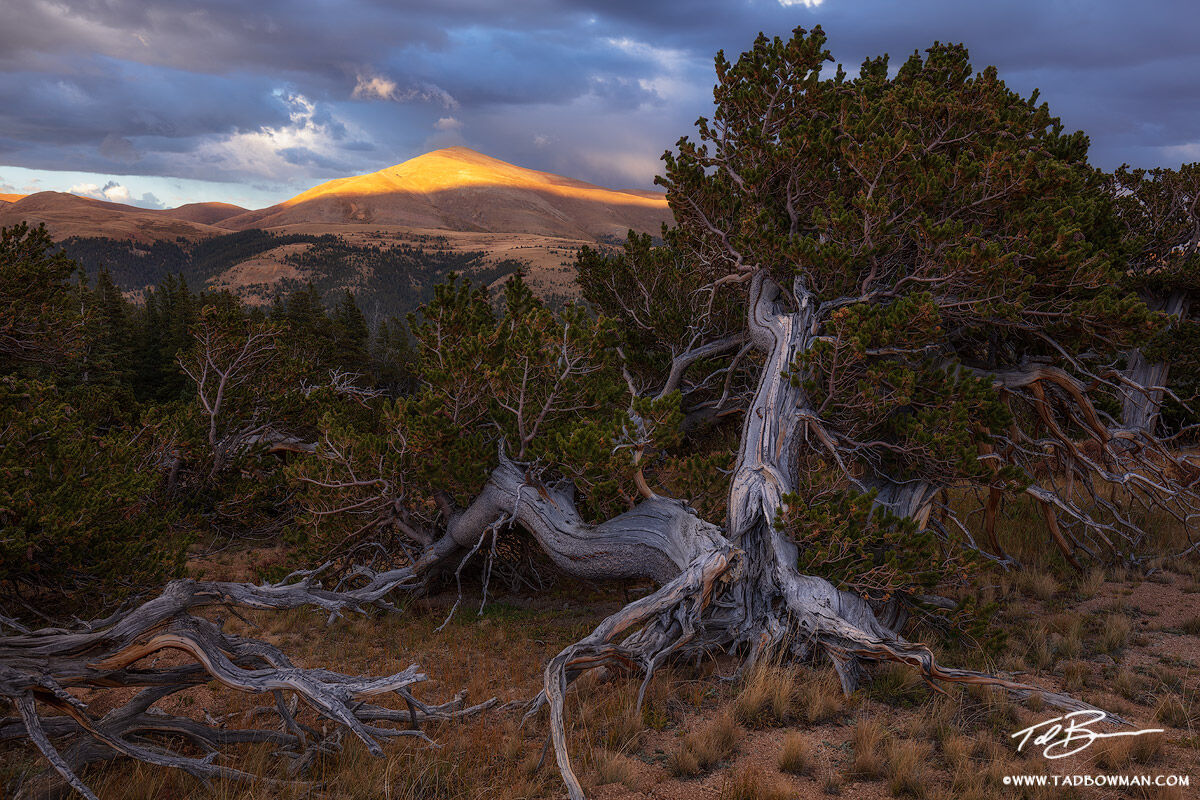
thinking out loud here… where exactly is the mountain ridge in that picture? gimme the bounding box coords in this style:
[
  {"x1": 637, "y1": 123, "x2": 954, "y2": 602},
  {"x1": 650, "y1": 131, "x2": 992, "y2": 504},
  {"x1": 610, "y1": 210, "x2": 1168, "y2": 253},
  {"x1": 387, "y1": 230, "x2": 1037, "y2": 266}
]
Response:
[
  {"x1": 218, "y1": 147, "x2": 670, "y2": 239},
  {"x1": 0, "y1": 148, "x2": 669, "y2": 242}
]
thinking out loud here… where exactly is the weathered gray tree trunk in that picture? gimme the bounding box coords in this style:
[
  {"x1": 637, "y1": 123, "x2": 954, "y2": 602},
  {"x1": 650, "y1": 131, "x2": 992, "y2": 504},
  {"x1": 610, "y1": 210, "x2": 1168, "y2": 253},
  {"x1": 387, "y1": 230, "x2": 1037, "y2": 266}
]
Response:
[
  {"x1": 520, "y1": 272, "x2": 1121, "y2": 800},
  {"x1": 1121, "y1": 290, "x2": 1191, "y2": 434},
  {"x1": 3, "y1": 273, "x2": 1124, "y2": 800}
]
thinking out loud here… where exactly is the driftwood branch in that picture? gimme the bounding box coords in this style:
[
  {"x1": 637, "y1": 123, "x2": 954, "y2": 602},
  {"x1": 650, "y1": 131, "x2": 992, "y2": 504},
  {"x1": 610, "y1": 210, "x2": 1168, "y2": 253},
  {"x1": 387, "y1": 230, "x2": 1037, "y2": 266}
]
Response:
[{"x1": 0, "y1": 576, "x2": 492, "y2": 799}]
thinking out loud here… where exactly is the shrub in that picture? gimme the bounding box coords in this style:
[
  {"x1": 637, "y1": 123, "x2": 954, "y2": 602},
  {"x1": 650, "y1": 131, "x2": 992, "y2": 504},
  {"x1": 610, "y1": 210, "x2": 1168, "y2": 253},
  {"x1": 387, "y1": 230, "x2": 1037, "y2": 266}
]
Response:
[{"x1": 0, "y1": 377, "x2": 185, "y2": 615}]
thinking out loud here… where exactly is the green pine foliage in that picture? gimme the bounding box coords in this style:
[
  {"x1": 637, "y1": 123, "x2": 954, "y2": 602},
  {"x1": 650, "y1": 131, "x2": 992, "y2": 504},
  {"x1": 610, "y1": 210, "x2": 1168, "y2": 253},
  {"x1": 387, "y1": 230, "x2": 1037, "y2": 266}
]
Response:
[
  {"x1": 3, "y1": 27, "x2": 1195, "y2": 627},
  {"x1": 1109, "y1": 163, "x2": 1200, "y2": 437},
  {"x1": 0, "y1": 377, "x2": 185, "y2": 613},
  {"x1": 774, "y1": 488, "x2": 951, "y2": 600},
  {"x1": 653, "y1": 26, "x2": 1156, "y2": 568},
  {"x1": 0, "y1": 224, "x2": 431, "y2": 618}
]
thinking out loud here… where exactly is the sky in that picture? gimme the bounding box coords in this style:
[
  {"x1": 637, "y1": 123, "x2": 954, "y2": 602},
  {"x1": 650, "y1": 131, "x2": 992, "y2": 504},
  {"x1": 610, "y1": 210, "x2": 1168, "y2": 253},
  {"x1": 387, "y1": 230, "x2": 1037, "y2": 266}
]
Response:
[{"x1": 1, "y1": 0, "x2": 1197, "y2": 210}]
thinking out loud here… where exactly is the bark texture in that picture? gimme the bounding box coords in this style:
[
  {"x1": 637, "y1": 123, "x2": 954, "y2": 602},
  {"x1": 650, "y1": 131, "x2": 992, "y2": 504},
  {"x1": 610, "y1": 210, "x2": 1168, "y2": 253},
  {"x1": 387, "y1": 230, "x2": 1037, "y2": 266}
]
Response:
[
  {"x1": 0, "y1": 578, "x2": 492, "y2": 799},
  {"x1": 1121, "y1": 290, "x2": 1191, "y2": 435}
]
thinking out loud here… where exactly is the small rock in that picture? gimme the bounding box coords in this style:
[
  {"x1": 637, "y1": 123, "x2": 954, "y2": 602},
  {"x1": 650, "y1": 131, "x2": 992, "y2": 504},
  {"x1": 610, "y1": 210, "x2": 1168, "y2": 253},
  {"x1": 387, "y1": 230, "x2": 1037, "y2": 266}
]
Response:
[{"x1": 1094, "y1": 654, "x2": 1116, "y2": 667}]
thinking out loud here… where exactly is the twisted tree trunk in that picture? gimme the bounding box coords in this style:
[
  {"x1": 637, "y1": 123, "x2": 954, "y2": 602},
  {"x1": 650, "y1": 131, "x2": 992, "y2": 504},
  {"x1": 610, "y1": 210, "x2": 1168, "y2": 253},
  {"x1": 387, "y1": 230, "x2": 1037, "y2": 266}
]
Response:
[
  {"x1": 3, "y1": 273, "x2": 1124, "y2": 800},
  {"x1": 1121, "y1": 290, "x2": 1191, "y2": 435},
  {"x1": 513, "y1": 273, "x2": 1123, "y2": 799}
]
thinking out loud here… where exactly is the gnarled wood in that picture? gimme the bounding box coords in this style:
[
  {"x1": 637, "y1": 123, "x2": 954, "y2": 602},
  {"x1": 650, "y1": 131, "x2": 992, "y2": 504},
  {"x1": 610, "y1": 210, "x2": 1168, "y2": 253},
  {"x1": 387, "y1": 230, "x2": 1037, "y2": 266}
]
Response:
[
  {"x1": 0, "y1": 577, "x2": 491, "y2": 799},
  {"x1": 1121, "y1": 290, "x2": 1191, "y2": 435}
]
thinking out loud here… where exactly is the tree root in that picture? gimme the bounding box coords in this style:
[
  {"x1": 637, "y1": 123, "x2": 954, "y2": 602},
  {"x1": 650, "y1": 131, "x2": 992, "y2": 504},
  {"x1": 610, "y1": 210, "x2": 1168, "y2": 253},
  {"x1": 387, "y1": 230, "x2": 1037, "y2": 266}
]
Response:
[
  {"x1": 524, "y1": 531, "x2": 1126, "y2": 800},
  {"x1": 0, "y1": 576, "x2": 492, "y2": 800}
]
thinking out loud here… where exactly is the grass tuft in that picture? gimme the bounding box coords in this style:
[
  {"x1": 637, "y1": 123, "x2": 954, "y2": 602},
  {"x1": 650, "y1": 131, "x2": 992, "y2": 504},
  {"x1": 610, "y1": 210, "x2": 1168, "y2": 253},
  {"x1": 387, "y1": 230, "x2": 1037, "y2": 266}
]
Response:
[
  {"x1": 797, "y1": 669, "x2": 845, "y2": 724},
  {"x1": 717, "y1": 765, "x2": 793, "y2": 800},
  {"x1": 778, "y1": 731, "x2": 815, "y2": 775},
  {"x1": 734, "y1": 660, "x2": 796, "y2": 727},
  {"x1": 589, "y1": 750, "x2": 642, "y2": 790},
  {"x1": 1099, "y1": 613, "x2": 1131, "y2": 654},
  {"x1": 848, "y1": 718, "x2": 888, "y2": 780},
  {"x1": 885, "y1": 740, "x2": 929, "y2": 798},
  {"x1": 666, "y1": 708, "x2": 741, "y2": 777}
]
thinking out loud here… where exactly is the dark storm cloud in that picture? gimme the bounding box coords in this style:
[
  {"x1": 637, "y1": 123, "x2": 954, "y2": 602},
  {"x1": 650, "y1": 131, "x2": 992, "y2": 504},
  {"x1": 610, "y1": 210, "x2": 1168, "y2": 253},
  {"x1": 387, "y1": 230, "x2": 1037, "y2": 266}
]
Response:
[{"x1": 0, "y1": 0, "x2": 1196, "y2": 198}]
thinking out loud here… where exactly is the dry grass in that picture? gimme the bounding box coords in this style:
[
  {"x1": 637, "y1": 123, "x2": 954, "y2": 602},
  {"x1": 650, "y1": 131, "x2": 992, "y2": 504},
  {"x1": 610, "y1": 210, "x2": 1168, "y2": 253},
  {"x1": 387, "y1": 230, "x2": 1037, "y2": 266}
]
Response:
[
  {"x1": 1114, "y1": 668, "x2": 1143, "y2": 702},
  {"x1": 1092, "y1": 736, "x2": 1134, "y2": 770},
  {"x1": 717, "y1": 765, "x2": 793, "y2": 800},
  {"x1": 964, "y1": 684, "x2": 1020, "y2": 735},
  {"x1": 777, "y1": 731, "x2": 815, "y2": 775},
  {"x1": 734, "y1": 660, "x2": 796, "y2": 727},
  {"x1": 1017, "y1": 569, "x2": 1059, "y2": 601},
  {"x1": 666, "y1": 708, "x2": 741, "y2": 777},
  {"x1": 1026, "y1": 624, "x2": 1055, "y2": 671},
  {"x1": 1076, "y1": 567, "x2": 1106, "y2": 598},
  {"x1": 1049, "y1": 613, "x2": 1084, "y2": 660},
  {"x1": 797, "y1": 668, "x2": 846, "y2": 724},
  {"x1": 821, "y1": 766, "x2": 843, "y2": 796},
  {"x1": 885, "y1": 740, "x2": 929, "y2": 798},
  {"x1": 589, "y1": 750, "x2": 642, "y2": 791},
  {"x1": 18, "y1": 523, "x2": 1200, "y2": 800},
  {"x1": 1131, "y1": 731, "x2": 1165, "y2": 764},
  {"x1": 1151, "y1": 664, "x2": 1184, "y2": 692},
  {"x1": 940, "y1": 733, "x2": 972, "y2": 773},
  {"x1": 848, "y1": 718, "x2": 888, "y2": 780},
  {"x1": 1154, "y1": 694, "x2": 1194, "y2": 729},
  {"x1": 1060, "y1": 659, "x2": 1092, "y2": 692},
  {"x1": 1099, "y1": 613, "x2": 1132, "y2": 654},
  {"x1": 870, "y1": 662, "x2": 928, "y2": 707}
]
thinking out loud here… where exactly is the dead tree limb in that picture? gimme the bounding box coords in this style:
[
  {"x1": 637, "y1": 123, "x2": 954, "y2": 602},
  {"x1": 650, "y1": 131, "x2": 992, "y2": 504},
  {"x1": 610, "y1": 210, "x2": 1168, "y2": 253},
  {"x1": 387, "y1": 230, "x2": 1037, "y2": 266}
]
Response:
[{"x1": 0, "y1": 576, "x2": 492, "y2": 799}]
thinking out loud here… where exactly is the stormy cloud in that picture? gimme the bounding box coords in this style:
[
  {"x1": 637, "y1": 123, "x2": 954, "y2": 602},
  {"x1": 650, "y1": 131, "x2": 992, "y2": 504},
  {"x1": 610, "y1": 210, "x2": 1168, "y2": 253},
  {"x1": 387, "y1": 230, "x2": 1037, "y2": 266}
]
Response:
[{"x1": 0, "y1": 0, "x2": 1195, "y2": 205}]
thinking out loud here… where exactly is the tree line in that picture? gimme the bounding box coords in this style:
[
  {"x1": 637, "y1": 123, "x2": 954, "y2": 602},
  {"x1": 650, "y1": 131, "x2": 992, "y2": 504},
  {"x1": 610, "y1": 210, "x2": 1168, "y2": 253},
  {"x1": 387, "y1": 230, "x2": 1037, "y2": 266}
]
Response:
[{"x1": 0, "y1": 223, "x2": 419, "y2": 617}]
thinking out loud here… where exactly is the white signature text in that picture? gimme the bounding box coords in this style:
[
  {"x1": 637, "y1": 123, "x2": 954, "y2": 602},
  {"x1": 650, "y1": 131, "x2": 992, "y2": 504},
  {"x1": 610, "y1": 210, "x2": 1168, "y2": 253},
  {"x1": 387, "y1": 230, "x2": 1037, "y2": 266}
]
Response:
[{"x1": 1012, "y1": 711, "x2": 1163, "y2": 759}]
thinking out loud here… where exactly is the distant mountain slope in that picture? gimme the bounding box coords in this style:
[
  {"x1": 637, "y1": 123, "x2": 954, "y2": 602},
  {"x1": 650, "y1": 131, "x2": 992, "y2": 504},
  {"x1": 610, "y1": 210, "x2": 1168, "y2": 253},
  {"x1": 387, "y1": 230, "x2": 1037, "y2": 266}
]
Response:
[
  {"x1": 3, "y1": 149, "x2": 664, "y2": 317},
  {"x1": 218, "y1": 147, "x2": 671, "y2": 239},
  {"x1": 0, "y1": 192, "x2": 223, "y2": 241},
  {"x1": 159, "y1": 201, "x2": 248, "y2": 226},
  {"x1": 0, "y1": 193, "x2": 25, "y2": 203}
]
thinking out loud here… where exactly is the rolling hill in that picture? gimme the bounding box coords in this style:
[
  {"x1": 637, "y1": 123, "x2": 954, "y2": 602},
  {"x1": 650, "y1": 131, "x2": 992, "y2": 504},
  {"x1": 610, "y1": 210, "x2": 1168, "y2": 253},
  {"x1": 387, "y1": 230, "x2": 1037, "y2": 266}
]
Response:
[
  {"x1": 218, "y1": 147, "x2": 670, "y2": 239},
  {"x1": 0, "y1": 192, "x2": 224, "y2": 241},
  {"x1": 5, "y1": 148, "x2": 671, "y2": 317},
  {"x1": 159, "y1": 201, "x2": 248, "y2": 226}
]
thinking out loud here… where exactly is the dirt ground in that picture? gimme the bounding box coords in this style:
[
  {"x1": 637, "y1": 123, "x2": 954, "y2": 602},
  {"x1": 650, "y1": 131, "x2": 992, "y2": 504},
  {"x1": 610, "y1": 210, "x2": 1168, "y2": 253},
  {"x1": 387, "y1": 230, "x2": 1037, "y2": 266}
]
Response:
[{"x1": 4, "y1": 544, "x2": 1196, "y2": 800}]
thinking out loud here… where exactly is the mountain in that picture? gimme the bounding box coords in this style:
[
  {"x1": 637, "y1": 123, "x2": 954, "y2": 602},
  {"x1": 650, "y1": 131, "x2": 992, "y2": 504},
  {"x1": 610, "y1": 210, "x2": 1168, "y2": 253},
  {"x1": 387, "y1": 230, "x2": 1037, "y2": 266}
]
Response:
[
  {"x1": 159, "y1": 201, "x2": 248, "y2": 226},
  {"x1": 5, "y1": 149, "x2": 672, "y2": 317},
  {"x1": 218, "y1": 147, "x2": 671, "y2": 239},
  {"x1": 0, "y1": 192, "x2": 223, "y2": 241},
  {"x1": 0, "y1": 193, "x2": 25, "y2": 203}
]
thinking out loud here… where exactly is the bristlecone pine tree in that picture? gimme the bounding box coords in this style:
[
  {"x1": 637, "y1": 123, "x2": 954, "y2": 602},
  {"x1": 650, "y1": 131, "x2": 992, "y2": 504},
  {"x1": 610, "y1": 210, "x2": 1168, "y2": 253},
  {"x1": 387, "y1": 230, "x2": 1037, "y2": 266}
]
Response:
[
  {"x1": 6, "y1": 26, "x2": 1200, "y2": 800},
  {"x1": 1109, "y1": 163, "x2": 1200, "y2": 437}
]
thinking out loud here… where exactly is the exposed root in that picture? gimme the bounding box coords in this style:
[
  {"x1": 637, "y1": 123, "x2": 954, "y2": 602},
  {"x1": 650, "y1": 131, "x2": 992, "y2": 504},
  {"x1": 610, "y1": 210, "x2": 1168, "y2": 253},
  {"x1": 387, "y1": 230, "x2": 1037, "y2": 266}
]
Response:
[
  {"x1": 0, "y1": 577, "x2": 492, "y2": 799},
  {"x1": 527, "y1": 542, "x2": 1127, "y2": 800},
  {"x1": 525, "y1": 547, "x2": 739, "y2": 800}
]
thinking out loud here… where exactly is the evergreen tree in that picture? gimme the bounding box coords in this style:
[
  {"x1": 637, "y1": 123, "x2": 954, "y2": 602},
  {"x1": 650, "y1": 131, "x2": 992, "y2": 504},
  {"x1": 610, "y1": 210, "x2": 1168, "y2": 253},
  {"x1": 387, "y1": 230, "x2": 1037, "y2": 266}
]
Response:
[
  {"x1": 136, "y1": 274, "x2": 198, "y2": 402},
  {"x1": 1109, "y1": 164, "x2": 1200, "y2": 437},
  {"x1": 331, "y1": 289, "x2": 370, "y2": 373},
  {"x1": 79, "y1": 267, "x2": 138, "y2": 392},
  {"x1": 0, "y1": 222, "x2": 80, "y2": 375}
]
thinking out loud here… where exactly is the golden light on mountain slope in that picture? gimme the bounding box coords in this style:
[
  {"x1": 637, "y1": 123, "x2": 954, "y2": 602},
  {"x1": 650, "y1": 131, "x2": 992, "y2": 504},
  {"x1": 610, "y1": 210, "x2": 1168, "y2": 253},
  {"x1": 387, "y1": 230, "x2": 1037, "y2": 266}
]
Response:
[
  {"x1": 0, "y1": 148, "x2": 669, "y2": 243},
  {"x1": 283, "y1": 146, "x2": 666, "y2": 209},
  {"x1": 219, "y1": 147, "x2": 672, "y2": 239}
]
